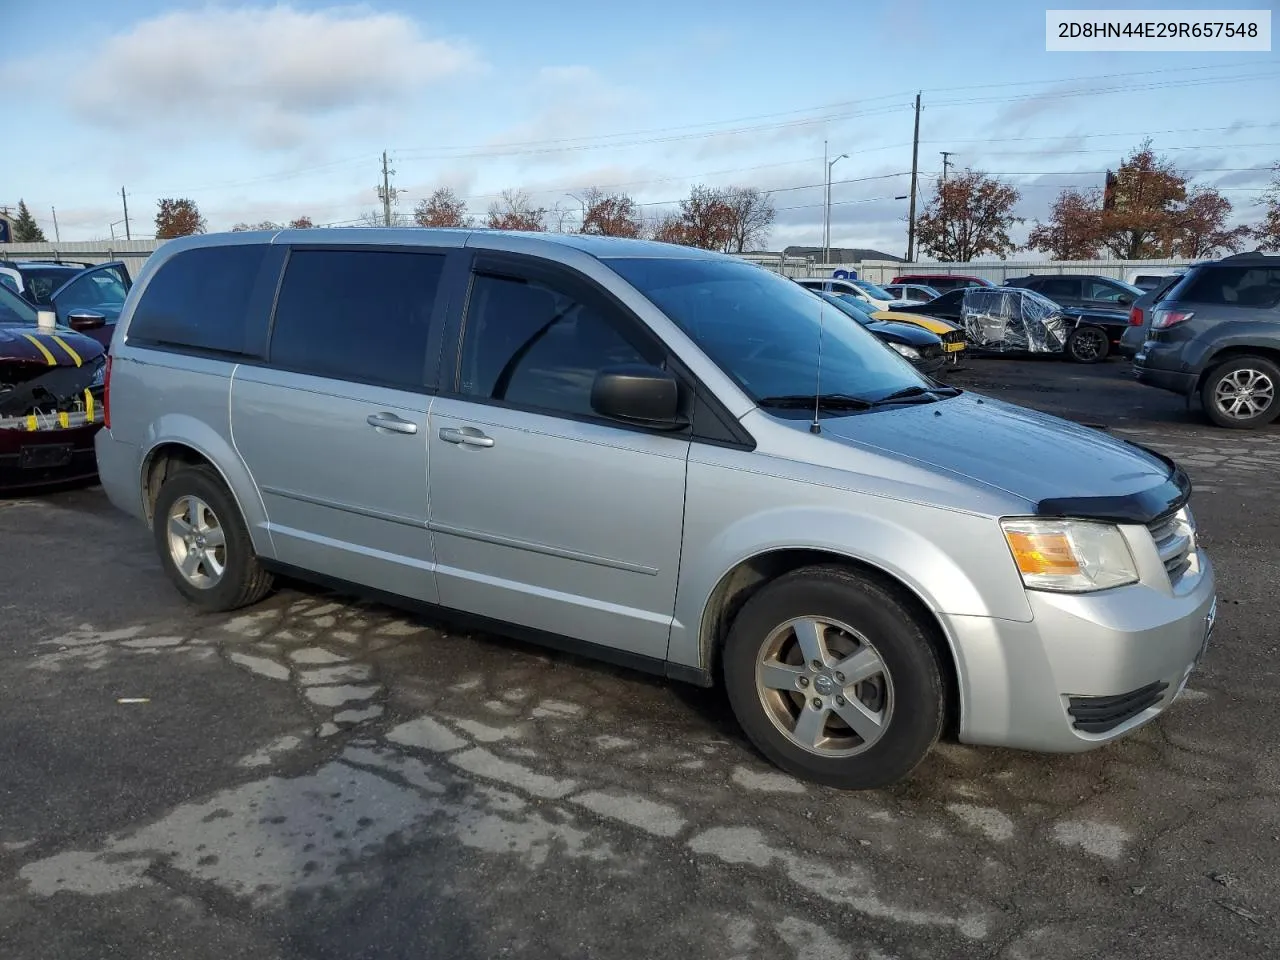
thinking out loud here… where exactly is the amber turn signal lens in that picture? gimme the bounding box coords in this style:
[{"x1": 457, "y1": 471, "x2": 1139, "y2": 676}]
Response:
[{"x1": 1004, "y1": 530, "x2": 1082, "y2": 577}]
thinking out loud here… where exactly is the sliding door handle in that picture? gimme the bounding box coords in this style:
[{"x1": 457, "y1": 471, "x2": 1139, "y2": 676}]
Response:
[
  {"x1": 439, "y1": 426, "x2": 495, "y2": 448},
  {"x1": 366, "y1": 412, "x2": 419, "y2": 435}
]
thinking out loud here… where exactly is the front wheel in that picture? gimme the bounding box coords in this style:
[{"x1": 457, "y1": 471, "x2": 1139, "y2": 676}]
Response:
[
  {"x1": 722, "y1": 565, "x2": 946, "y2": 790},
  {"x1": 1066, "y1": 326, "x2": 1110, "y2": 363},
  {"x1": 1201, "y1": 356, "x2": 1280, "y2": 429}
]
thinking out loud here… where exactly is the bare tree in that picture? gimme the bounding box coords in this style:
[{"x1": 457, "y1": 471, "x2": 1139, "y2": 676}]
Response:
[
  {"x1": 1257, "y1": 163, "x2": 1280, "y2": 251},
  {"x1": 486, "y1": 189, "x2": 546, "y2": 231},
  {"x1": 289, "y1": 216, "x2": 315, "y2": 229},
  {"x1": 231, "y1": 220, "x2": 283, "y2": 232},
  {"x1": 414, "y1": 188, "x2": 468, "y2": 227},
  {"x1": 722, "y1": 186, "x2": 775, "y2": 252}
]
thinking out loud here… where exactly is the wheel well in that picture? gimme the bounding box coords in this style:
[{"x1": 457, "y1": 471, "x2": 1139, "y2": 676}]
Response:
[
  {"x1": 1196, "y1": 346, "x2": 1280, "y2": 390},
  {"x1": 141, "y1": 443, "x2": 215, "y2": 527},
  {"x1": 700, "y1": 549, "x2": 961, "y2": 739}
]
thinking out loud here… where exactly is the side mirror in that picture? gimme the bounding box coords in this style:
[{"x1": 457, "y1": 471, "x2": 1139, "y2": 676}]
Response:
[
  {"x1": 67, "y1": 310, "x2": 106, "y2": 331},
  {"x1": 590, "y1": 364, "x2": 685, "y2": 428},
  {"x1": 1117, "y1": 294, "x2": 1134, "y2": 306}
]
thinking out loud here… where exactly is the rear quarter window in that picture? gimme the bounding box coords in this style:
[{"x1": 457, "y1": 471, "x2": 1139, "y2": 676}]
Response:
[
  {"x1": 126, "y1": 244, "x2": 276, "y2": 357},
  {"x1": 1173, "y1": 266, "x2": 1280, "y2": 309}
]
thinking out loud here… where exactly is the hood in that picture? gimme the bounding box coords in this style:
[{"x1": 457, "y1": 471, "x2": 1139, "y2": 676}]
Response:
[
  {"x1": 0, "y1": 324, "x2": 106, "y2": 367},
  {"x1": 865, "y1": 319, "x2": 939, "y2": 346},
  {"x1": 816, "y1": 392, "x2": 1178, "y2": 515}
]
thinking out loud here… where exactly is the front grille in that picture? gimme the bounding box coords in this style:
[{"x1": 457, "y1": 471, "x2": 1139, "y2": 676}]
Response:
[
  {"x1": 1067, "y1": 681, "x2": 1169, "y2": 733},
  {"x1": 942, "y1": 329, "x2": 965, "y2": 344},
  {"x1": 1148, "y1": 508, "x2": 1194, "y2": 585}
]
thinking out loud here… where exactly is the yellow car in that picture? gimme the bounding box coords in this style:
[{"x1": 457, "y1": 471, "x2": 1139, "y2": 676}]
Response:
[{"x1": 871, "y1": 309, "x2": 966, "y2": 355}]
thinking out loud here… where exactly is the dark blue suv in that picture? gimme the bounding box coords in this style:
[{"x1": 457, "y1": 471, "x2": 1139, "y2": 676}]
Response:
[{"x1": 1133, "y1": 253, "x2": 1280, "y2": 429}]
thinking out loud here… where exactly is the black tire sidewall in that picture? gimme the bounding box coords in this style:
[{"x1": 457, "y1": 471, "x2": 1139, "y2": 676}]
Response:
[
  {"x1": 1068, "y1": 326, "x2": 1108, "y2": 363},
  {"x1": 722, "y1": 568, "x2": 944, "y2": 790},
  {"x1": 152, "y1": 466, "x2": 263, "y2": 611},
  {"x1": 1201, "y1": 356, "x2": 1280, "y2": 429}
]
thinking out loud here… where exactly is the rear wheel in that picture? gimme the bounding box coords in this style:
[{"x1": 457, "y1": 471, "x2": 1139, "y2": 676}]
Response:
[
  {"x1": 722, "y1": 565, "x2": 945, "y2": 790},
  {"x1": 1201, "y1": 356, "x2": 1280, "y2": 429},
  {"x1": 152, "y1": 465, "x2": 274, "y2": 611},
  {"x1": 1066, "y1": 325, "x2": 1110, "y2": 363}
]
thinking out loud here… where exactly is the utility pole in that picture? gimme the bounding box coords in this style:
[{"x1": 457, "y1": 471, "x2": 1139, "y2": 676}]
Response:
[
  {"x1": 940, "y1": 152, "x2": 954, "y2": 183},
  {"x1": 906, "y1": 91, "x2": 921, "y2": 263},
  {"x1": 120, "y1": 187, "x2": 131, "y2": 239},
  {"x1": 823, "y1": 142, "x2": 848, "y2": 265},
  {"x1": 376, "y1": 151, "x2": 398, "y2": 227},
  {"x1": 51, "y1": 207, "x2": 60, "y2": 242}
]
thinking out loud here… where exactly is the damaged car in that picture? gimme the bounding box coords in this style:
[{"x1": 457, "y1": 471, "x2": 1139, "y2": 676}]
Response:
[
  {"x1": 896, "y1": 286, "x2": 1121, "y2": 363},
  {"x1": 0, "y1": 283, "x2": 107, "y2": 492}
]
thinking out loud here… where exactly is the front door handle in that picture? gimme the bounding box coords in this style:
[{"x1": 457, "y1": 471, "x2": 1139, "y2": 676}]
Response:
[
  {"x1": 439, "y1": 426, "x2": 495, "y2": 448},
  {"x1": 367, "y1": 412, "x2": 419, "y2": 435}
]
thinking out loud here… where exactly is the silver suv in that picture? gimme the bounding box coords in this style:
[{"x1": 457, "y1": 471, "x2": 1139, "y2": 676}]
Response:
[{"x1": 94, "y1": 229, "x2": 1218, "y2": 789}]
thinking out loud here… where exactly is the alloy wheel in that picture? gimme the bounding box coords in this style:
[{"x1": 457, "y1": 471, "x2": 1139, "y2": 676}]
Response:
[
  {"x1": 1214, "y1": 367, "x2": 1275, "y2": 421},
  {"x1": 166, "y1": 495, "x2": 227, "y2": 589},
  {"x1": 755, "y1": 616, "x2": 894, "y2": 757}
]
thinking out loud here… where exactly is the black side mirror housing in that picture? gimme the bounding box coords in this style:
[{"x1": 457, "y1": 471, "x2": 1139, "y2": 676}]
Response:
[
  {"x1": 590, "y1": 364, "x2": 685, "y2": 428},
  {"x1": 66, "y1": 310, "x2": 106, "y2": 331}
]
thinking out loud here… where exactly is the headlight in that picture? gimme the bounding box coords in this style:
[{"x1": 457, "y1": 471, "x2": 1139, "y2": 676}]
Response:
[
  {"x1": 888, "y1": 342, "x2": 921, "y2": 359},
  {"x1": 1000, "y1": 518, "x2": 1138, "y2": 593},
  {"x1": 90, "y1": 361, "x2": 106, "y2": 387}
]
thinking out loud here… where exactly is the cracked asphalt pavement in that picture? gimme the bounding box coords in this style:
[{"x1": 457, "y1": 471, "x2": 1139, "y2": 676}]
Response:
[{"x1": 1, "y1": 357, "x2": 1277, "y2": 959}]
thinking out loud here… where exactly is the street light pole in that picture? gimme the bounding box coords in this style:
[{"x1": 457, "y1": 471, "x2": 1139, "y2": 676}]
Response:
[
  {"x1": 824, "y1": 146, "x2": 848, "y2": 266},
  {"x1": 566, "y1": 193, "x2": 586, "y2": 232}
]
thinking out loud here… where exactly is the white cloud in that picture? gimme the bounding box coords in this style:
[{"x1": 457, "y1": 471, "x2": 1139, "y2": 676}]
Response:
[{"x1": 67, "y1": 5, "x2": 482, "y2": 149}]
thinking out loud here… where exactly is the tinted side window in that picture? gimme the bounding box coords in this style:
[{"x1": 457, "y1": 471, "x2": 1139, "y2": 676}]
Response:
[
  {"x1": 54, "y1": 269, "x2": 129, "y2": 311},
  {"x1": 129, "y1": 244, "x2": 272, "y2": 356},
  {"x1": 1036, "y1": 276, "x2": 1079, "y2": 300},
  {"x1": 1086, "y1": 279, "x2": 1129, "y2": 302},
  {"x1": 457, "y1": 272, "x2": 651, "y2": 418},
  {"x1": 269, "y1": 249, "x2": 444, "y2": 390},
  {"x1": 1175, "y1": 266, "x2": 1280, "y2": 308}
]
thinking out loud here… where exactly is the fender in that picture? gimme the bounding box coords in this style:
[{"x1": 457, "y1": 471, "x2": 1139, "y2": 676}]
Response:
[
  {"x1": 667, "y1": 502, "x2": 1034, "y2": 672},
  {"x1": 140, "y1": 413, "x2": 276, "y2": 559}
]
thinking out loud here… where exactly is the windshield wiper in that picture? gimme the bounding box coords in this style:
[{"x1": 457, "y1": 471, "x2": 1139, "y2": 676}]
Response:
[
  {"x1": 865, "y1": 384, "x2": 961, "y2": 406},
  {"x1": 757, "y1": 393, "x2": 872, "y2": 410}
]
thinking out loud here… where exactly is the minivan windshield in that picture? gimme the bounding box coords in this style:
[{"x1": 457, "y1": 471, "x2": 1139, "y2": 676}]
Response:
[
  {"x1": 607, "y1": 256, "x2": 931, "y2": 406},
  {"x1": 853, "y1": 279, "x2": 896, "y2": 301}
]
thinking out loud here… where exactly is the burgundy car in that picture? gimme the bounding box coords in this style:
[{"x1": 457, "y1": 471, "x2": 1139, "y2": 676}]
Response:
[{"x1": 0, "y1": 284, "x2": 107, "y2": 492}]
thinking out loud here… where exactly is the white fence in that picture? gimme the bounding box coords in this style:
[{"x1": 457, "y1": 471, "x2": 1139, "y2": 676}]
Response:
[
  {"x1": 0, "y1": 238, "x2": 1195, "y2": 288},
  {"x1": 0, "y1": 239, "x2": 168, "y2": 281},
  {"x1": 817, "y1": 258, "x2": 1195, "y2": 285}
]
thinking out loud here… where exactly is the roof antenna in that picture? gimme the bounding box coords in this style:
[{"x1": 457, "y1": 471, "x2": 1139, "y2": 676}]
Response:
[{"x1": 810, "y1": 302, "x2": 826, "y2": 434}]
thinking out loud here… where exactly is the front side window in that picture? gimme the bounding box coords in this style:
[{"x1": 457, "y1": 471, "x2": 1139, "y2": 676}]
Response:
[
  {"x1": 53, "y1": 269, "x2": 129, "y2": 312},
  {"x1": 456, "y1": 272, "x2": 651, "y2": 418},
  {"x1": 1087, "y1": 279, "x2": 1139, "y2": 303},
  {"x1": 606, "y1": 257, "x2": 927, "y2": 406},
  {"x1": 270, "y1": 249, "x2": 445, "y2": 390}
]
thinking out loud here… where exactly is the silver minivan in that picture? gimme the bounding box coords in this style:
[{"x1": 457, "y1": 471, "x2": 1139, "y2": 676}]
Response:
[{"x1": 94, "y1": 229, "x2": 1218, "y2": 789}]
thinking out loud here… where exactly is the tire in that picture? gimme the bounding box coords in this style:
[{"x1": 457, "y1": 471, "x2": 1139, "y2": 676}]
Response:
[
  {"x1": 1066, "y1": 326, "x2": 1110, "y2": 364},
  {"x1": 1200, "y1": 356, "x2": 1280, "y2": 429},
  {"x1": 152, "y1": 464, "x2": 274, "y2": 612},
  {"x1": 722, "y1": 565, "x2": 945, "y2": 790}
]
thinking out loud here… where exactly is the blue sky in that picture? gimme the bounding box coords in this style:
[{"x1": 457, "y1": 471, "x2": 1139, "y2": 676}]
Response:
[{"x1": 2, "y1": 0, "x2": 1277, "y2": 254}]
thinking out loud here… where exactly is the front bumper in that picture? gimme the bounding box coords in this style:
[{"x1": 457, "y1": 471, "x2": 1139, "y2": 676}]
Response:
[
  {"x1": 0, "y1": 423, "x2": 101, "y2": 492},
  {"x1": 945, "y1": 549, "x2": 1216, "y2": 752}
]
